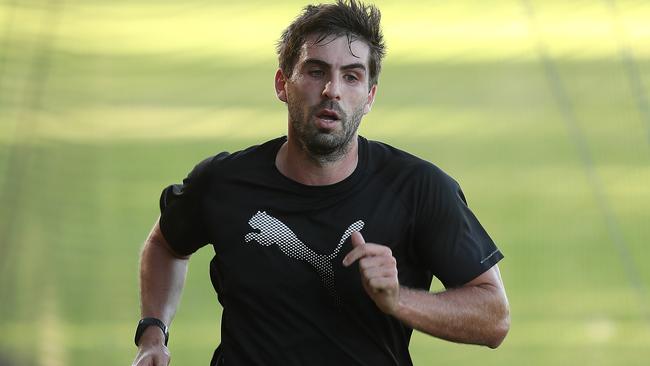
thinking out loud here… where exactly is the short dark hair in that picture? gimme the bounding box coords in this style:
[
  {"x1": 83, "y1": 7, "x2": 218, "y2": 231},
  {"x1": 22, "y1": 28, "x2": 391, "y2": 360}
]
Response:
[{"x1": 277, "y1": 0, "x2": 386, "y2": 87}]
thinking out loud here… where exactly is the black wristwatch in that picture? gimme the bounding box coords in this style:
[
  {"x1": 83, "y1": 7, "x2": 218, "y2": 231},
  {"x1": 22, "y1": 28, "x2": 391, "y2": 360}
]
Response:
[{"x1": 134, "y1": 317, "x2": 169, "y2": 347}]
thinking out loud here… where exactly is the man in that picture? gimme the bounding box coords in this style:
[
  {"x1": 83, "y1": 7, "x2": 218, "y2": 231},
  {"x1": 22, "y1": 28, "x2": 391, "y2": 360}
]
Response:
[{"x1": 131, "y1": 1, "x2": 510, "y2": 365}]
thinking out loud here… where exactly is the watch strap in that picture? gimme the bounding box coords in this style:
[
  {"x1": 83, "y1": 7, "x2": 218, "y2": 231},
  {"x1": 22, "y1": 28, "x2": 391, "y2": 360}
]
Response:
[{"x1": 134, "y1": 317, "x2": 169, "y2": 347}]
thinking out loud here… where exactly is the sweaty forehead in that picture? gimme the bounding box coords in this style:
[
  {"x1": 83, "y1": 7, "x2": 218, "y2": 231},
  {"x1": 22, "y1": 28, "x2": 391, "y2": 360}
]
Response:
[{"x1": 297, "y1": 34, "x2": 370, "y2": 68}]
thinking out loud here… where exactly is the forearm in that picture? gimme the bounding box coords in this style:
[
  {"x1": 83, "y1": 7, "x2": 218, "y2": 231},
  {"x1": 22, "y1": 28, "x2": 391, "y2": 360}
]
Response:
[
  {"x1": 392, "y1": 284, "x2": 510, "y2": 348},
  {"x1": 138, "y1": 219, "x2": 190, "y2": 341},
  {"x1": 344, "y1": 235, "x2": 510, "y2": 348}
]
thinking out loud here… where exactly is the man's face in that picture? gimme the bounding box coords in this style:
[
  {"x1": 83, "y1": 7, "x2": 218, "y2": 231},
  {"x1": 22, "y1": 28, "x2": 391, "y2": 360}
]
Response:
[{"x1": 277, "y1": 34, "x2": 377, "y2": 162}]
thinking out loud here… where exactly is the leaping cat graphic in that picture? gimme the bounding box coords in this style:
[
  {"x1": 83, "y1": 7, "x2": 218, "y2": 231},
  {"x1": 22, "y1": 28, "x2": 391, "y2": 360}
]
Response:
[{"x1": 244, "y1": 211, "x2": 364, "y2": 302}]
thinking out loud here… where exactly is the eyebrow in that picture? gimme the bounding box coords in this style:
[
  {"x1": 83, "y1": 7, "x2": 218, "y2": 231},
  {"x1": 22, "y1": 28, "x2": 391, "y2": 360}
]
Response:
[{"x1": 303, "y1": 58, "x2": 367, "y2": 73}]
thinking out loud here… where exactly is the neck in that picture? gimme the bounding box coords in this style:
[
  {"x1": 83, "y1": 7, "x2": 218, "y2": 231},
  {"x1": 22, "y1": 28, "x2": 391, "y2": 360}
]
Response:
[{"x1": 276, "y1": 135, "x2": 359, "y2": 186}]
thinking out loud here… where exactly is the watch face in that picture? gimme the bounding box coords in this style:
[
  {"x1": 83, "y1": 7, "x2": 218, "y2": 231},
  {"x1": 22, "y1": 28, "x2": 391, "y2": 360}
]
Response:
[{"x1": 135, "y1": 318, "x2": 169, "y2": 346}]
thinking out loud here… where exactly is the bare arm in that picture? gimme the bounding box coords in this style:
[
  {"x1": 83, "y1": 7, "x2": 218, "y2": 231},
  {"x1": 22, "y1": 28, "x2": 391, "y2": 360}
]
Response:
[
  {"x1": 132, "y1": 218, "x2": 191, "y2": 366},
  {"x1": 343, "y1": 232, "x2": 510, "y2": 348},
  {"x1": 393, "y1": 266, "x2": 509, "y2": 348}
]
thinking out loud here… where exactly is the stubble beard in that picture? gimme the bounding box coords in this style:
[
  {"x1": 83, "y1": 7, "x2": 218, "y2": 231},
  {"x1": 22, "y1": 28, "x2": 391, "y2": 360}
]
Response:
[{"x1": 288, "y1": 99, "x2": 364, "y2": 165}]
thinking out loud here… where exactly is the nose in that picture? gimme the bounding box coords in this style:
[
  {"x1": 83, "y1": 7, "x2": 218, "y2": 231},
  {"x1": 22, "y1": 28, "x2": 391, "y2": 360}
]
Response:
[{"x1": 322, "y1": 78, "x2": 341, "y2": 100}]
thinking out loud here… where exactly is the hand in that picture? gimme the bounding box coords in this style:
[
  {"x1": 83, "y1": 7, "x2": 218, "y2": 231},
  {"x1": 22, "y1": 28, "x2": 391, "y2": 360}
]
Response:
[
  {"x1": 342, "y1": 231, "x2": 400, "y2": 315},
  {"x1": 132, "y1": 327, "x2": 171, "y2": 366},
  {"x1": 132, "y1": 345, "x2": 170, "y2": 366}
]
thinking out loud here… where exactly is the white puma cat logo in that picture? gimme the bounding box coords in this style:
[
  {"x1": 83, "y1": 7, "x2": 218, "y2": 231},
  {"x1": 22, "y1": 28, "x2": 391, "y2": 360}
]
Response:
[{"x1": 244, "y1": 211, "x2": 364, "y2": 302}]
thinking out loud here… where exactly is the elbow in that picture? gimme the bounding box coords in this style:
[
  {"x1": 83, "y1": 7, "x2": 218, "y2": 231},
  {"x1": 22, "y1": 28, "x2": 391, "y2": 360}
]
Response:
[{"x1": 486, "y1": 304, "x2": 510, "y2": 349}]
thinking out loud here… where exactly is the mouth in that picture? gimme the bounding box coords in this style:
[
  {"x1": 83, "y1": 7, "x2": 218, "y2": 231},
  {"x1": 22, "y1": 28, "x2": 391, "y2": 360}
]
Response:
[{"x1": 315, "y1": 109, "x2": 341, "y2": 122}]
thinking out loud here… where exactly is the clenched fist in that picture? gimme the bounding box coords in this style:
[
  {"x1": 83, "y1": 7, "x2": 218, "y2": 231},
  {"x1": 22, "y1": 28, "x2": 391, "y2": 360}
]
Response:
[
  {"x1": 132, "y1": 327, "x2": 171, "y2": 366},
  {"x1": 342, "y1": 231, "x2": 400, "y2": 315}
]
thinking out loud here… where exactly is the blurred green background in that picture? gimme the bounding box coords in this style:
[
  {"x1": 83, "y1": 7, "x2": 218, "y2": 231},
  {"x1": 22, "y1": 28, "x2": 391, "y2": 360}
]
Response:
[{"x1": 1, "y1": 0, "x2": 649, "y2": 365}]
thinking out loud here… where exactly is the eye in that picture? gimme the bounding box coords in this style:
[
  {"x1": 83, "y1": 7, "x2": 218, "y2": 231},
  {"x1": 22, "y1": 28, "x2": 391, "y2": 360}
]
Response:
[
  {"x1": 308, "y1": 69, "x2": 324, "y2": 78},
  {"x1": 344, "y1": 74, "x2": 359, "y2": 83}
]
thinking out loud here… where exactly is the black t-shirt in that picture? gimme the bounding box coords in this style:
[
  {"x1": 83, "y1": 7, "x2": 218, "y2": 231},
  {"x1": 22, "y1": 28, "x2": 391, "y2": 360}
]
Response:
[{"x1": 159, "y1": 136, "x2": 503, "y2": 366}]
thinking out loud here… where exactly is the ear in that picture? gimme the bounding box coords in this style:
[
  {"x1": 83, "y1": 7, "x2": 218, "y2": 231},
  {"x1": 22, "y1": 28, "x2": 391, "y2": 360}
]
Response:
[
  {"x1": 363, "y1": 84, "x2": 377, "y2": 114},
  {"x1": 275, "y1": 68, "x2": 288, "y2": 103}
]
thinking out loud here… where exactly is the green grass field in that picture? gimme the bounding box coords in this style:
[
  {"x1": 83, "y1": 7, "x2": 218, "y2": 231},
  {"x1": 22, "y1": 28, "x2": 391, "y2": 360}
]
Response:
[{"x1": 1, "y1": 1, "x2": 649, "y2": 365}]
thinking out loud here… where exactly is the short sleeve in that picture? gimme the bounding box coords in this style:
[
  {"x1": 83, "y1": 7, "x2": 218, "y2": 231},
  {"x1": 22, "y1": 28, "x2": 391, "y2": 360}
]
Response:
[
  {"x1": 412, "y1": 166, "x2": 503, "y2": 288},
  {"x1": 159, "y1": 153, "x2": 226, "y2": 256}
]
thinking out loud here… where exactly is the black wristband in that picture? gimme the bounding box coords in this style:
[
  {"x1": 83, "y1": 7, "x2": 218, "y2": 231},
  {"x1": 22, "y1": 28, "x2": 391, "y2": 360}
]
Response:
[{"x1": 134, "y1": 317, "x2": 169, "y2": 347}]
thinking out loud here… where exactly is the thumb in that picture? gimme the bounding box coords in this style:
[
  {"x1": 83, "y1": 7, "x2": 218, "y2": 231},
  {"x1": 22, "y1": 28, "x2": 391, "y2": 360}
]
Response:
[{"x1": 351, "y1": 231, "x2": 365, "y2": 248}]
